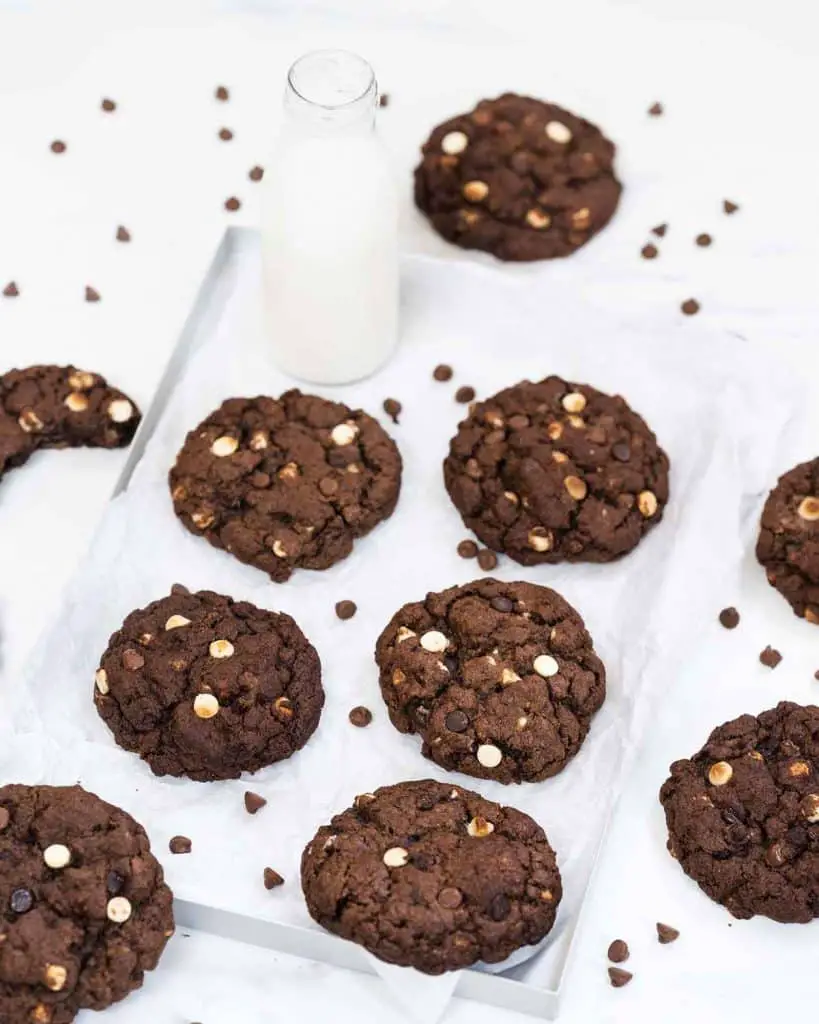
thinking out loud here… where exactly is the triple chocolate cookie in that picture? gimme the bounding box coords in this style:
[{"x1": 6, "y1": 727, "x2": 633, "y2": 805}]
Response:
[
  {"x1": 414, "y1": 93, "x2": 622, "y2": 261},
  {"x1": 444, "y1": 376, "x2": 669, "y2": 564},
  {"x1": 0, "y1": 365, "x2": 140, "y2": 485},
  {"x1": 756, "y1": 458, "x2": 819, "y2": 623},
  {"x1": 660, "y1": 702, "x2": 819, "y2": 923},
  {"x1": 375, "y1": 579, "x2": 605, "y2": 783},
  {"x1": 301, "y1": 779, "x2": 562, "y2": 973},
  {"x1": 0, "y1": 784, "x2": 173, "y2": 1023},
  {"x1": 94, "y1": 587, "x2": 323, "y2": 781},
  {"x1": 169, "y1": 392, "x2": 402, "y2": 583}
]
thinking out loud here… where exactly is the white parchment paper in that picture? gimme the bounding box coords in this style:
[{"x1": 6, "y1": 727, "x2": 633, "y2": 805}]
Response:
[{"x1": 2, "y1": 238, "x2": 803, "y2": 1021}]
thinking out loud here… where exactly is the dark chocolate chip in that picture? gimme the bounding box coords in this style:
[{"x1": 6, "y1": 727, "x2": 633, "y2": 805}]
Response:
[
  {"x1": 681, "y1": 298, "x2": 700, "y2": 316},
  {"x1": 611, "y1": 443, "x2": 631, "y2": 462},
  {"x1": 379, "y1": 93, "x2": 389, "y2": 107},
  {"x1": 433, "y1": 364, "x2": 453, "y2": 382},
  {"x1": 10, "y1": 887, "x2": 33, "y2": 914},
  {"x1": 489, "y1": 893, "x2": 510, "y2": 921},
  {"x1": 116, "y1": 225, "x2": 131, "y2": 242},
  {"x1": 122, "y1": 648, "x2": 145, "y2": 671},
  {"x1": 607, "y1": 939, "x2": 629, "y2": 963},
  {"x1": 723, "y1": 200, "x2": 739, "y2": 215},
  {"x1": 249, "y1": 166, "x2": 264, "y2": 182},
  {"x1": 85, "y1": 286, "x2": 101, "y2": 303},
  {"x1": 244, "y1": 792, "x2": 267, "y2": 815},
  {"x1": 218, "y1": 127, "x2": 233, "y2": 141},
  {"x1": 438, "y1": 887, "x2": 462, "y2": 909},
  {"x1": 648, "y1": 102, "x2": 663, "y2": 116},
  {"x1": 695, "y1": 233, "x2": 712, "y2": 247},
  {"x1": 106, "y1": 871, "x2": 125, "y2": 894},
  {"x1": 457, "y1": 539, "x2": 479, "y2": 559},
  {"x1": 335, "y1": 600, "x2": 357, "y2": 621},
  {"x1": 652, "y1": 223, "x2": 667, "y2": 237},
  {"x1": 477, "y1": 549, "x2": 497, "y2": 571},
  {"x1": 445, "y1": 710, "x2": 469, "y2": 733},
  {"x1": 224, "y1": 197, "x2": 241, "y2": 212},
  {"x1": 490, "y1": 596, "x2": 514, "y2": 613},
  {"x1": 263, "y1": 867, "x2": 284, "y2": 889},
  {"x1": 759, "y1": 646, "x2": 782, "y2": 669},
  {"x1": 608, "y1": 967, "x2": 633, "y2": 987},
  {"x1": 719, "y1": 607, "x2": 740, "y2": 629},
  {"x1": 50, "y1": 140, "x2": 66, "y2": 154},
  {"x1": 656, "y1": 922, "x2": 679, "y2": 944},
  {"x1": 101, "y1": 98, "x2": 116, "y2": 112},
  {"x1": 215, "y1": 85, "x2": 229, "y2": 101},
  {"x1": 169, "y1": 835, "x2": 192, "y2": 855},
  {"x1": 2, "y1": 281, "x2": 18, "y2": 298},
  {"x1": 641, "y1": 243, "x2": 658, "y2": 259},
  {"x1": 455, "y1": 386, "x2": 476, "y2": 403},
  {"x1": 349, "y1": 705, "x2": 373, "y2": 728},
  {"x1": 383, "y1": 398, "x2": 401, "y2": 424}
]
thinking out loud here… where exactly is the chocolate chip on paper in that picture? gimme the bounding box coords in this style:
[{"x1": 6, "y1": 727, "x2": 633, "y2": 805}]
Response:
[
  {"x1": 455, "y1": 385, "x2": 475, "y2": 404},
  {"x1": 224, "y1": 197, "x2": 241, "y2": 212},
  {"x1": 477, "y1": 549, "x2": 497, "y2": 571},
  {"x1": 719, "y1": 607, "x2": 740, "y2": 629},
  {"x1": 641, "y1": 243, "x2": 658, "y2": 259},
  {"x1": 218, "y1": 127, "x2": 233, "y2": 141},
  {"x1": 335, "y1": 600, "x2": 357, "y2": 621},
  {"x1": 433, "y1": 364, "x2": 453, "y2": 382},
  {"x1": 116, "y1": 226, "x2": 131, "y2": 242},
  {"x1": 383, "y1": 398, "x2": 401, "y2": 424},
  {"x1": 759, "y1": 645, "x2": 782, "y2": 669},
  {"x1": 656, "y1": 922, "x2": 679, "y2": 944},
  {"x1": 264, "y1": 867, "x2": 284, "y2": 889},
  {"x1": 681, "y1": 298, "x2": 700, "y2": 316},
  {"x1": 648, "y1": 102, "x2": 663, "y2": 116},
  {"x1": 215, "y1": 85, "x2": 229, "y2": 101},
  {"x1": 607, "y1": 939, "x2": 629, "y2": 963},
  {"x1": 101, "y1": 98, "x2": 116, "y2": 112},
  {"x1": 457, "y1": 539, "x2": 478, "y2": 559},
  {"x1": 169, "y1": 835, "x2": 192, "y2": 855},
  {"x1": 723, "y1": 199, "x2": 739, "y2": 215},
  {"x1": 3, "y1": 281, "x2": 19, "y2": 298},
  {"x1": 244, "y1": 792, "x2": 267, "y2": 815},
  {"x1": 349, "y1": 706, "x2": 373, "y2": 728},
  {"x1": 651, "y1": 223, "x2": 667, "y2": 237},
  {"x1": 85, "y1": 286, "x2": 101, "y2": 303},
  {"x1": 249, "y1": 166, "x2": 264, "y2": 182},
  {"x1": 695, "y1": 233, "x2": 713, "y2": 247},
  {"x1": 608, "y1": 966, "x2": 633, "y2": 988}
]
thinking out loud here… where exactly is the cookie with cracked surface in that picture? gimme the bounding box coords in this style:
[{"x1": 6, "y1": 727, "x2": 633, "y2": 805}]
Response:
[
  {"x1": 94, "y1": 587, "x2": 323, "y2": 781},
  {"x1": 375, "y1": 579, "x2": 605, "y2": 783},
  {"x1": 660, "y1": 701, "x2": 819, "y2": 923},
  {"x1": 0, "y1": 783, "x2": 173, "y2": 1023},
  {"x1": 443, "y1": 376, "x2": 669, "y2": 564},
  {"x1": 301, "y1": 779, "x2": 561, "y2": 973},
  {"x1": 169, "y1": 392, "x2": 402, "y2": 582},
  {"x1": 414, "y1": 93, "x2": 622, "y2": 261},
  {"x1": 756, "y1": 458, "x2": 819, "y2": 623}
]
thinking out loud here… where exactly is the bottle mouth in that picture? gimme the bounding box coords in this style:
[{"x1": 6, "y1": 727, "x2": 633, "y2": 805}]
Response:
[{"x1": 287, "y1": 50, "x2": 376, "y2": 110}]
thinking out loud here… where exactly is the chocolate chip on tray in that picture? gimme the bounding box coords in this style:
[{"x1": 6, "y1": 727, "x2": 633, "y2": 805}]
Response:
[
  {"x1": 169, "y1": 835, "x2": 192, "y2": 855},
  {"x1": 723, "y1": 199, "x2": 739, "y2": 215},
  {"x1": 652, "y1": 223, "x2": 668, "y2": 237},
  {"x1": 434, "y1": 364, "x2": 454, "y2": 382},
  {"x1": 85, "y1": 286, "x2": 101, "y2": 303},
  {"x1": 348, "y1": 706, "x2": 373, "y2": 728},
  {"x1": 641, "y1": 243, "x2": 659, "y2": 259},
  {"x1": 455, "y1": 385, "x2": 475, "y2": 403},
  {"x1": 648, "y1": 102, "x2": 663, "y2": 116},
  {"x1": 607, "y1": 939, "x2": 629, "y2": 963},
  {"x1": 718, "y1": 607, "x2": 740, "y2": 629},
  {"x1": 477, "y1": 549, "x2": 498, "y2": 571},
  {"x1": 383, "y1": 398, "x2": 401, "y2": 424},
  {"x1": 695, "y1": 233, "x2": 713, "y2": 247},
  {"x1": 224, "y1": 197, "x2": 241, "y2": 212},
  {"x1": 244, "y1": 792, "x2": 267, "y2": 815},
  {"x1": 3, "y1": 281, "x2": 19, "y2": 298},
  {"x1": 608, "y1": 966, "x2": 633, "y2": 987},
  {"x1": 50, "y1": 140, "x2": 67, "y2": 154},
  {"x1": 656, "y1": 922, "x2": 679, "y2": 944},
  {"x1": 116, "y1": 225, "x2": 131, "y2": 242},
  {"x1": 215, "y1": 85, "x2": 229, "y2": 101},
  {"x1": 379, "y1": 93, "x2": 390, "y2": 107},
  {"x1": 457, "y1": 539, "x2": 479, "y2": 559},
  {"x1": 101, "y1": 98, "x2": 116, "y2": 112},
  {"x1": 759, "y1": 646, "x2": 782, "y2": 669},
  {"x1": 249, "y1": 166, "x2": 264, "y2": 182},
  {"x1": 218, "y1": 127, "x2": 233, "y2": 141},
  {"x1": 681, "y1": 298, "x2": 700, "y2": 316},
  {"x1": 264, "y1": 867, "x2": 284, "y2": 889},
  {"x1": 335, "y1": 600, "x2": 357, "y2": 621}
]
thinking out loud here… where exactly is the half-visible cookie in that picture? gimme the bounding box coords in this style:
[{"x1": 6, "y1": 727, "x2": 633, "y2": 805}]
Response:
[
  {"x1": 660, "y1": 702, "x2": 819, "y2": 923},
  {"x1": 756, "y1": 458, "x2": 819, "y2": 623},
  {"x1": 94, "y1": 587, "x2": 323, "y2": 781},
  {"x1": 375, "y1": 579, "x2": 605, "y2": 783},
  {"x1": 444, "y1": 376, "x2": 669, "y2": 564},
  {"x1": 0, "y1": 784, "x2": 173, "y2": 1023},
  {"x1": 169, "y1": 392, "x2": 402, "y2": 582},
  {"x1": 301, "y1": 779, "x2": 561, "y2": 973},
  {"x1": 414, "y1": 93, "x2": 622, "y2": 261}
]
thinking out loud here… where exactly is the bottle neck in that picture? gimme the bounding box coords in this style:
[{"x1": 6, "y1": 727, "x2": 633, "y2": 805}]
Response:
[{"x1": 283, "y1": 50, "x2": 377, "y2": 137}]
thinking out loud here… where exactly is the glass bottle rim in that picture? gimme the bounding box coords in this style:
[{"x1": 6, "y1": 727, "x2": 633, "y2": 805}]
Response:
[{"x1": 286, "y1": 49, "x2": 376, "y2": 111}]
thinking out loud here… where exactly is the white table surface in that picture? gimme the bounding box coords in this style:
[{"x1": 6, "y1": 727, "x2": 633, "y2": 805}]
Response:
[{"x1": 1, "y1": 3, "x2": 817, "y2": 1022}]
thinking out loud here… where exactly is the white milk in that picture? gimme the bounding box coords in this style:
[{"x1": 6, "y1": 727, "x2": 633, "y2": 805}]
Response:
[{"x1": 262, "y1": 50, "x2": 399, "y2": 385}]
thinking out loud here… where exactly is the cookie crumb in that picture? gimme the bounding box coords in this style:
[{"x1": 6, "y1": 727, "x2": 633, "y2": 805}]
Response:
[
  {"x1": 101, "y1": 98, "x2": 116, "y2": 112},
  {"x1": 244, "y1": 792, "x2": 267, "y2": 815},
  {"x1": 85, "y1": 286, "x2": 101, "y2": 303},
  {"x1": 169, "y1": 835, "x2": 192, "y2": 855},
  {"x1": 224, "y1": 196, "x2": 241, "y2": 212},
  {"x1": 648, "y1": 102, "x2": 663, "y2": 116},
  {"x1": 656, "y1": 922, "x2": 679, "y2": 944},
  {"x1": 218, "y1": 127, "x2": 233, "y2": 141},
  {"x1": 457, "y1": 539, "x2": 479, "y2": 559},
  {"x1": 759, "y1": 645, "x2": 782, "y2": 669},
  {"x1": 723, "y1": 199, "x2": 739, "y2": 215},
  {"x1": 349, "y1": 705, "x2": 373, "y2": 728},
  {"x1": 607, "y1": 939, "x2": 629, "y2": 963},
  {"x1": 477, "y1": 549, "x2": 498, "y2": 571},
  {"x1": 608, "y1": 966, "x2": 633, "y2": 988},
  {"x1": 455, "y1": 386, "x2": 476, "y2": 404},
  {"x1": 718, "y1": 607, "x2": 740, "y2": 629},
  {"x1": 641, "y1": 243, "x2": 658, "y2": 259},
  {"x1": 651, "y1": 223, "x2": 668, "y2": 237},
  {"x1": 379, "y1": 93, "x2": 390, "y2": 107},
  {"x1": 335, "y1": 600, "x2": 357, "y2": 621},
  {"x1": 263, "y1": 867, "x2": 284, "y2": 889},
  {"x1": 383, "y1": 398, "x2": 401, "y2": 424},
  {"x1": 695, "y1": 233, "x2": 713, "y2": 247},
  {"x1": 50, "y1": 140, "x2": 67, "y2": 154},
  {"x1": 3, "y1": 281, "x2": 19, "y2": 298},
  {"x1": 249, "y1": 166, "x2": 264, "y2": 182},
  {"x1": 681, "y1": 298, "x2": 700, "y2": 316},
  {"x1": 434, "y1": 364, "x2": 453, "y2": 382},
  {"x1": 116, "y1": 226, "x2": 131, "y2": 243},
  {"x1": 215, "y1": 85, "x2": 229, "y2": 101}
]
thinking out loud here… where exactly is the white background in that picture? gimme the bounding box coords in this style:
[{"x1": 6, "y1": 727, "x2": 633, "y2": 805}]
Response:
[{"x1": 0, "y1": 2, "x2": 817, "y2": 1022}]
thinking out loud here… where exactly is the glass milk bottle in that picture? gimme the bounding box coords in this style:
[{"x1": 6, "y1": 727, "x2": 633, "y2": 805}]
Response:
[{"x1": 262, "y1": 50, "x2": 398, "y2": 384}]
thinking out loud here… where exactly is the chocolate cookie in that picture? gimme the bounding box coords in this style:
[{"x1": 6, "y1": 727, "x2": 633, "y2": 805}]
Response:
[
  {"x1": 301, "y1": 779, "x2": 561, "y2": 973},
  {"x1": 444, "y1": 376, "x2": 669, "y2": 564},
  {"x1": 660, "y1": 702, "x2": 819, "y2": 923},
  {"x1": 756, "y1": 458, "x2": 819, "y2": 623},
  {"x1": 94, "y1": 587, "x2": 323, "y2": 781},
  {"x1": 169, "y1": 392, "x2": 402, "y2": 583},
  {"x1": 375, "y1": 579, "x2": 605, "y2": 783},
  {"x1": 0, "y1": 784, "x2": 173, "y2": 1023},
  {"x1": 414, "y1": 94, "x2": 622, "y2": 261}
]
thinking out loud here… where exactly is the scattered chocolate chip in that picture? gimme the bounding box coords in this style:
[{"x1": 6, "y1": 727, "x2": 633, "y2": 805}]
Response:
[
  {"x1": 681, "y1": 298, "x2": 700, "y2": 316},
  {"x1": 335, "y1": 600, "x2": 357, "y2": 621},
  {"x1": 50, "y1": 140, "x2": 66, "y2": 154},
  {"x1": 218, "y1": 127, "x2": 233, "y2": 141},
  {"x1": 648, "y1": 102, "x2": 663, "y2": 116},
  {"x1": 348, "y1": 705, "x2": 373, "y2": 728},
  {"x1": 607, "y1": 939, "x2": 629, "y2": 963},
  {"x1": 249, "y1": 165, "x2": 264, "y2": 182},
  {"x1": 244, "y1": 791, "x2": 267, "y2": 815},
  {"x1": 641, "y1": 243, "x2": 659, "y2": 259},
  {"x1": 611, "y1": 442, "x2": 631, "y2": 462},
  {"x1": 263, "y1": 867, "x2": 284, "y2": 889},
  {"x1": 445, "y1": 710, "x2": 469, "y2": 733},
  {"x1": 490, "y1": 596, "x2": 514, "y2": 613},
  {"x1": 3, "y1": 281, "x2": 19, "y2": 298},
  {"x1": 489, "y1": 894, "x2": 510, "y2": 921},
  {"x1": 477, "y1": 549, "x2": 497, "y2": 571},
  {"x1": 106, "y1": 871, "x2": 125, "y2": 894},
  {"x1": 383, "y1": 398, "x2": 402, "y2": 423},
  {"x1": 723, "y1": 199, "x2": 739, "y2": 215},
  {"x1": 10, "y1": 887, "x2": 33, "y2": 914},
  {"x1": 116, "y1": 225, "x2": 131, "y2": 242},
  {"x1": 455, "y1": 386, "x2": 476, "y2": 403},
  {"x1": 169, "y1": 835, "x2": 192, "y2": 855},
  {"x1": 433, "y1": 364, "x2": 453, "y2": 382},
  {"x1": 719, "y1": 607, "x2": 740, "y2": 629},
  {"x1": 651, "y1": 223, "x2": 668, "y2": 237},
  {"x1": 101, "y1": 98, "x2": 116, "y2": 112},
  {"x1": 760, "y1": 646, "x2": 782, "y2": 669},
  {"x1": 457, "y1": 539, "x2": 478, "y2": 559},
  {"x1": 438, "y1": 887, "x2": 462, "y2": 909},
  {"x1": 215, "y1": 85, "x2": 229, "y2": 101},
  {"x1": 695, "y1": 233, "x2": 712, "y2": 247},
  {"x1": 814, "y1": 670, "x2": 819, "y2": 681},
  {"x1": 85, "y1": 286, "x2": 101, "y2": 303},
  {"x1": 0, "y1": 807, "x2": 8, "y2": 830},
  {"x1": 656, "y1": 922, "x2": 679, "y2": 944},
  {"x1": 224, "y1": 197, "x2": 241, "y2": 212},
  {"x1": 379, "y1": 93, "x2": 390, "y2": 108},
  {"x1": 608, "y1": 967, "x2": 633, "y2": 988}
]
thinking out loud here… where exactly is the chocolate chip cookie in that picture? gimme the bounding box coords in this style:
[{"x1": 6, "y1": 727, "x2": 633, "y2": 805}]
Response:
[
  {"x1": 301, "y1": 779, "x2": 561, "y2": 973},
  {"x1": 375, "y1": 579, "x2": 605, "y2": 783},
  {"x1": 756, "y1": 458, "x2": 819, "y2": 623},
  {"x1": 0, "y1": 784, "x2": 173, "y2": 1023},
  {"x1": 660, "y1": 702, "x2": 819, "y2": 923},
  {"x1": 169, "y1": 392, "x2": 402, "y2": 583},
  {"x1": 94, "y1": 587, "x2": 323, "y2": 781},
  {"x1": 414, "y1": 94, "x2": 622, "y2": 261},
  {"x1": 444, "y1": 376, "x2": 669, "y2": 564}
]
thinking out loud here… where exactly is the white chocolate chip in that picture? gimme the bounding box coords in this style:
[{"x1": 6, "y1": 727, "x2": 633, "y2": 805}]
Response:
[
  {"x1": 68, "y1": 371, "x2": 95, "y2": 390},
  {"x1": 210, "y1": 435, "x2": 238, "y2": 457},
  {"x1": 547, "y1": 421, "x2": 563, "y2": 441},
  {"x1": 44, "y1": 964, "x2": 67, "y2": 992},
  {"x1": 528, "y1": 528, "x2": 553, "y2": 553},
  {"x1": 572, "y1": 207, "x2": 591, "y2": 230},
  {"x1": 504, "y1": 491, "x2": 520, "y2": 505},
  {"x1": 43, "y1": 844, "x2": 71, "y2": 870},
  {"x1": 420, "y1": 630, "x2": 448, "y2": 653},
  {"x1": 801, "y1": 794, "x2": 819, "y2": 823},
  {"x1": 545, "y1": 120, "x2": 572, "y2": 144},
  {"x1": 449, "y1": 789, "x2": 460, "y2": 800},
  {"x1": 501, "y1": 668, "x2": 521, "y2": 684},
  {"x1": 638, "y1": 490, "x2": 658, "y2": 518},
  {"x1": 441, "y1": 130, "x2": 469, "y2": 155},
  {"x1": 18, "y1": 410, "x2": 43, "y2": 433},
  {"x1": 278, "y1": 462, "x2": 299, "y2": 480},
  {"x1": 272, "y1": 539, "x2": 288, "y2": 558},
  {"x1": 64, "y1": 392, "x2": 88, "y2": 412},
  {"x1": 193, "y1": 693, "x2": 220, "y2": 719},
  {"x1": 165, "y1": 615, "x2": 191, "y2": 630},
  {"x1": 331, "y1": 422, "x2": 359, "y2": 446},
  {"x1": 392, "y1": 667, "x2": 406, "y2": 685},
  {"x1": 249, "y1": 431, "x2": 269, "y2": 451},
  {"x1": 396, "y1": 627, "x2": 416, "y2": 643},
  {"x1": 476, "y1": 743, "x2": 502, "y2": 768},
  {"x1": 552, "y1": 451, "x2": 568, "y2": 464},
  {"x1": 525, "y1": 209, "x2": 551, "y2": 230},
  {"x1": 467, "y1": 815, "x2": 495, "y2": 837},
  {"x1": 209, "y1": 639, "x2": 234, "y2": 659},
  {"x1": 567, "y1": 414, "x2": 585, "y2": 429},
  {"x1": 516, "y1": 716, "x2": 529, "y2": 730},
  {"x1": 106, "y1": 896, "x2": 132, "y2": 923},
  {"x1": 382, "y1": 847, "x2": 409, "y2": 868},
  {"x1": 561, "y1": 392, "x2": 587, "y2": 414},
  {"x1": 191, "y1": 509, "x2": 215, "y2": 530},
  {"x1": 107, "y1": 399, "x2": 134, "y2": 423},
  {"x1": 463, "y1": 180, "x2": 489, "y2": 203},
  {"x1": 533, "y1": 654, "x2": 559, "y2": 678},
  {"x1": 798, "y1": 497, "x2": 819, "y2": 521},
  {"x1": 94, "y1": 668, "x2": 109, "y2": 695},
  {"x1": 564, "y1": 475, "x2": 588, "y2": 501},
  {"x1": 708, "y1": 761, "x2": 733, "y2": 786}
]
